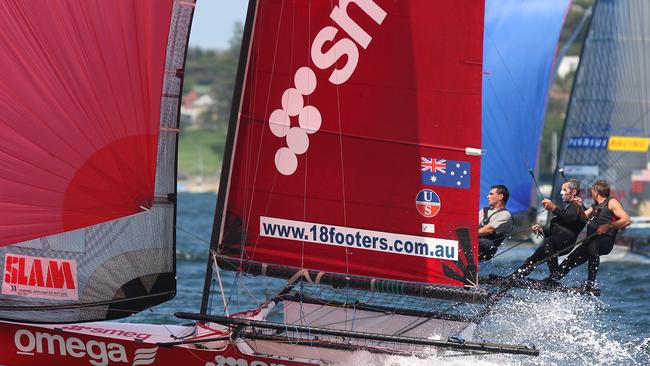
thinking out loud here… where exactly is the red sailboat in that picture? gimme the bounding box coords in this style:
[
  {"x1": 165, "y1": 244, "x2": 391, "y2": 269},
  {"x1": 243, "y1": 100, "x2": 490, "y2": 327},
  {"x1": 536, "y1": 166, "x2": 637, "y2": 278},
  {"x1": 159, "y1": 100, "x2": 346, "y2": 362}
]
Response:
[{"x1": 0, "y1": 1, "x2": 536, "y2": 365}]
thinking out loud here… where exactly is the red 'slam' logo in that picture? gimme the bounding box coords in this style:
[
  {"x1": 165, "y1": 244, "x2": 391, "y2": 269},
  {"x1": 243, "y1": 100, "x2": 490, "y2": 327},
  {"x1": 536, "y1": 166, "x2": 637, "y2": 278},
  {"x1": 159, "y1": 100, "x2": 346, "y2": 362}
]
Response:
[{"x1": 3, "y1": 254, "x2": 78, "y2": 300}]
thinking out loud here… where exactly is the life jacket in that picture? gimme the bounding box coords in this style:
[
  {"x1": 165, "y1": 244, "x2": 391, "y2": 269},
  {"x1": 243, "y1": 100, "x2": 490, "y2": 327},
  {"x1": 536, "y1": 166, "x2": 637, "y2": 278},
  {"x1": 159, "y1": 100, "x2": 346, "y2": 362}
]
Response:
[
  {"x1": 588, "y1": 197, "x2": 619, "y2": 237},
  {"x1": 481, "y1": 206, "x2": 513, "y2": 247}
]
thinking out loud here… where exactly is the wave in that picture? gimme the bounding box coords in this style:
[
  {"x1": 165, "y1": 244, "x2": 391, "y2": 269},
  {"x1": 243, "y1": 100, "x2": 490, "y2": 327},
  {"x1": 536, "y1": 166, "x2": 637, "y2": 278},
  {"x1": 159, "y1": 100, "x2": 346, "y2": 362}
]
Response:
[
  {"x1": 176, "y1": 250, "x2": 207, "y2": 262},
  {"x1": 472, "y1": 290, "x2": 649, "y2": 365}
]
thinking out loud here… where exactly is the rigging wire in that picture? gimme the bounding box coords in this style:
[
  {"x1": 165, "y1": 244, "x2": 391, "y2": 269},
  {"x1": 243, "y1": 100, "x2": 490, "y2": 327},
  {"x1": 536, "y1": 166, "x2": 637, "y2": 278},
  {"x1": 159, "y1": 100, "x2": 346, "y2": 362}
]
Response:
[
  {"x1": 483, "y1": 8, "x2": 599, "y2": 250},
  {"x1": 489, "y1": 229, "x2": 537, "y2": 261},
  {"x1": 482, "y1": 6, "x2": 596, "y2": 215},
  {"x1": 392, "y1": 301, "x2": 469, "y2": 337},
  {"x1": 527, "y1": 232, "x2": 598, "y2": 271},
  {"x1": 242, "y1": 0, "x2": 286, "y2": 271},
  {"x1": 483, "y1": 28, "x2": 546, "y2": 211},
  {"x1": 211, "y1": 252, "x2": 230, "y2": 316},
  {"x1": 186, "y1": 5, "x2": 611, "y2": 355},
  {"x1": 550, "y1": 3, "x2": 650, "y2": 212}
]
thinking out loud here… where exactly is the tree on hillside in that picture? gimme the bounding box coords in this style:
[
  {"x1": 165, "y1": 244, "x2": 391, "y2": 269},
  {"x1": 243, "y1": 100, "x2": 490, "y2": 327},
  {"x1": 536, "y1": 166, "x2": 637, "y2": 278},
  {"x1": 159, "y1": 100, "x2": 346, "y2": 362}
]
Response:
[
  {"x1": 183, "y1": 22, "x2": 243, "y2": 129},
  {"x1": 210, "y1": 22, "x2": 243, "y2": 128}
]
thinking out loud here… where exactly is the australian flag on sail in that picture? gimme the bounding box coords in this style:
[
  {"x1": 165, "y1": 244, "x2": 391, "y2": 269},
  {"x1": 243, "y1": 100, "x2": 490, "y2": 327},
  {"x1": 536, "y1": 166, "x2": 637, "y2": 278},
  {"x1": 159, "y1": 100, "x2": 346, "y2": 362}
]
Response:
[{"x1": 421, "y1": 157, "x2": 471, "y2": 189}]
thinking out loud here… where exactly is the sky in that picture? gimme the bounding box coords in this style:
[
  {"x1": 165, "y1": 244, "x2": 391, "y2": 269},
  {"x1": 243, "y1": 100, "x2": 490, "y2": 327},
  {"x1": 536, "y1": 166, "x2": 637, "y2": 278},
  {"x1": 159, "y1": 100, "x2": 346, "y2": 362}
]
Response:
[{"x1": 188, "y1": 1, "x2": 249, "y2": 50}]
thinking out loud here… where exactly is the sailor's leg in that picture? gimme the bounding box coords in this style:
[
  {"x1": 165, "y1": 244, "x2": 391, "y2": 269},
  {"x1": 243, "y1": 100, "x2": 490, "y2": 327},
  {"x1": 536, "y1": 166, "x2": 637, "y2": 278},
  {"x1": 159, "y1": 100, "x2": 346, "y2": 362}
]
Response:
[
  {"x1": 544, "y1": 237, "x2": 560, "y2": 276},
  {"x1": 586, "y1": 238, "x2": 600, "y2": 283},
  {"x1": 548, "y1": 234, "x2": 574, "y2": 277},
  {"x1": 512, "y1": 238, "x2": 552, "y2": 278},
  {"x1": 586, "y1": 236, "x2": 615, "y2": 283},
  {"x1": 551, "y1": 242, "x2": 590, "y2": 280},
  {"x1": 587, "y1": 256, "x2": 600, "y2": 283},
  {"x1": 547, "y1": 256, "x2": 559, "y2": 277},
  {"x1": 597, "y1": 235, "x2": 615, "y2": 256},
  {"x1": 478, "y1": 238, "x2": 498, "y2": 262}
]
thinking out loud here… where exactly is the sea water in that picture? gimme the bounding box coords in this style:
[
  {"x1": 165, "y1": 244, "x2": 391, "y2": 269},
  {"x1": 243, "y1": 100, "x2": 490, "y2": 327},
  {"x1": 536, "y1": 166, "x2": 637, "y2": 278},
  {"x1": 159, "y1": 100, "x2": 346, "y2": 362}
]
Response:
[{"x1": 125, "y1": 193, "x2": 650, "y2": 365}]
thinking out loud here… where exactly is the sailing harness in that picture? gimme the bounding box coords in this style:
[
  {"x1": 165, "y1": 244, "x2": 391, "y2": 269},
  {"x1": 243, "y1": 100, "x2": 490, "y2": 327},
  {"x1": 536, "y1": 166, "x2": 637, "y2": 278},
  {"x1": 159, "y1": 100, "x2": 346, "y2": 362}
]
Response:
[
  {"x1": 587, "y1": 197, "x2": 619, "y2": 237},
  {"x1": 481, "y1": 207, "x2": 513, "y2": 247}
]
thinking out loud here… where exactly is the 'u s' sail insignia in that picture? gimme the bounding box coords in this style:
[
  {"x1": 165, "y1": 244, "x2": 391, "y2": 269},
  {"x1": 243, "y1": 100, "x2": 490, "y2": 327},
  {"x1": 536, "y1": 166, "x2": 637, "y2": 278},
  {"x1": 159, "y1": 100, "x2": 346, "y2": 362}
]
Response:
[{"x1": 415, "y1": 189, "x2": 441, "y2": 218}]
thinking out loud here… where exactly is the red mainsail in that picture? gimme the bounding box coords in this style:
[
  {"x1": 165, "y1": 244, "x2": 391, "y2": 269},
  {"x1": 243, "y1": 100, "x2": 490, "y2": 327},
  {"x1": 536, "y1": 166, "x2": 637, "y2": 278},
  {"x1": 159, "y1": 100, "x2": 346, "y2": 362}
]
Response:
[
  {"x1": 221, "y1": 0, "x2": 484, "y2": 286},
  {"x1": 0, "y1": 1, "x2": 173, "y2": 246}
]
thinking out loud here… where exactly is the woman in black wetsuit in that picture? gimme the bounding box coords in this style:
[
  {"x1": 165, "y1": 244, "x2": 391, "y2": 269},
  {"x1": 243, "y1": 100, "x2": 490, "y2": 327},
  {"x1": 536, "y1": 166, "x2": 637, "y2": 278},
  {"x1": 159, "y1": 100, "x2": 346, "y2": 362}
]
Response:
[{"x1": 548, "y1": 180, "x2": 631, "y2": 290}]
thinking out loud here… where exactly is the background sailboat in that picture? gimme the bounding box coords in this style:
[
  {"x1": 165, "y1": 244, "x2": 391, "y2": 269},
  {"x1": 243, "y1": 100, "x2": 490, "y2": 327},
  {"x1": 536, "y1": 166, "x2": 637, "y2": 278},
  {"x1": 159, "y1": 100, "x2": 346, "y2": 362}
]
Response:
[
  {"x1": 553, "y1": 0, "x2": 650, "y2": 261},
  {"x1": 481, "y1": 0, "x2": 571, "y2": 216}
]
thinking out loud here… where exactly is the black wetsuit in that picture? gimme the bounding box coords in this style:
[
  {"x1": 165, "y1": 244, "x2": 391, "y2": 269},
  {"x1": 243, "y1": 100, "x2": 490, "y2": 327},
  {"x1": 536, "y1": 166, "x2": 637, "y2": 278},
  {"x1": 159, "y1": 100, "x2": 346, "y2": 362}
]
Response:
[
  {"x1": 514, "y1": 201, "x2": 586, "y2": 278},
  {"x1": 552, "y1": 197, "x2": 619, "y2": 283}
]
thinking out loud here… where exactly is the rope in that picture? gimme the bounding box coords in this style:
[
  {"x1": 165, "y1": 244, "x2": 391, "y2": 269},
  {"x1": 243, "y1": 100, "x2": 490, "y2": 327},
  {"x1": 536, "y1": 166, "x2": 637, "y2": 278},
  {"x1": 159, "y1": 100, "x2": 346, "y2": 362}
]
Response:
[
  {"x1": 527, "y1": 232, "x2": 598, "y2": 270},
  {"x1": 491, "y1": 235, "x2": 534, "y2": 260},
  {"x1": 211, "y1": 251, "x2": 229, "y2": 316},
  {"x1": 287, "y1": 269, "x2": 314, "y2": 285}
]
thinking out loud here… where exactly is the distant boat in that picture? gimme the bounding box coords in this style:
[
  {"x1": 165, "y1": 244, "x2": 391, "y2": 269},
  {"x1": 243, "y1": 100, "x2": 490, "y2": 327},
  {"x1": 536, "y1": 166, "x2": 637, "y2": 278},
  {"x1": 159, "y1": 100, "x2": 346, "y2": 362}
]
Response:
[
  {"x1": 552, "y1": 0, "x2": 650, "y2": 261},
  {"x1": 607, "y1": 217, "x2": 650, "y2": 263},
  {"x1": 178, "y1": 149, "x2": 219, "y2": 193},
  {"x1": 179, "y1": 179, "x2": 219, "y2": 193}
]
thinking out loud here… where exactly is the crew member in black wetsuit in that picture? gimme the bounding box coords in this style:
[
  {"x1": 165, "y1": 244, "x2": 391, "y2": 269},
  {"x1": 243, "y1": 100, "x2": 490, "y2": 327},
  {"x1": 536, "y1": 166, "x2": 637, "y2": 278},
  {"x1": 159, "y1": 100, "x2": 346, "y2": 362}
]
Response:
[
  {"x1": 510, "y1": 178, "x2": 586, "y2": 279},
  {"x1": 478, "y1": 184, "x2": 513, "y2": 261},
  {"x1": 547, "y1": 180, "x2": 631, "y2": 290}
]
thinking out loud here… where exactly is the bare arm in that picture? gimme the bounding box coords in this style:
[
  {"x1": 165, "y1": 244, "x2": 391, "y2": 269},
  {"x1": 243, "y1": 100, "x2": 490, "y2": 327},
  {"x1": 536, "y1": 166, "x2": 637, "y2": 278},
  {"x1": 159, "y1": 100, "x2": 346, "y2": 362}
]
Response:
[
  {"x1": 609, "y1": 198, "x2": 631, "y2": 229},
  {"x1": 478, "y1": 225, "x2": 496, "y2": 237},
  {"x1": 595, "y1": 198, "x2": 631, "y2": 235}
]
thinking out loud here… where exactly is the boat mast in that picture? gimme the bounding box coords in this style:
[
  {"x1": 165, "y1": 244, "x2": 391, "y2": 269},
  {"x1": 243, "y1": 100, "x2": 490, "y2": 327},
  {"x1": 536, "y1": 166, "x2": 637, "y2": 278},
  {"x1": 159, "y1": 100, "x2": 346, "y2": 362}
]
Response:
[{"x1": 200, "y1": 0, "x2": 259, "y2": 315}]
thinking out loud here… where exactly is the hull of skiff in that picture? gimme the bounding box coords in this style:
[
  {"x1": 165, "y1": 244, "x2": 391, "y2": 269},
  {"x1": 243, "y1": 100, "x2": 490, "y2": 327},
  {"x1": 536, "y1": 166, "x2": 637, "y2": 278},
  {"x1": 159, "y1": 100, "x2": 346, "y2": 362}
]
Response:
[
  {"x1": 0, "y1": 300, "x2": 478, "y2": 365},
  {"x1": 0, "y1": 320, "x2": 324, "y2": 366}
]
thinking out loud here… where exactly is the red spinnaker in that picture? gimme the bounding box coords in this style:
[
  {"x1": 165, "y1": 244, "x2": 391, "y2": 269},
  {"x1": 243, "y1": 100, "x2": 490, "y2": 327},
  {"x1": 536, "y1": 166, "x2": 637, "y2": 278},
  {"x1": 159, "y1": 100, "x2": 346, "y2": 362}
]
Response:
[{"x1": 0, "y1": 1, "x2": 173, "y2": 246}]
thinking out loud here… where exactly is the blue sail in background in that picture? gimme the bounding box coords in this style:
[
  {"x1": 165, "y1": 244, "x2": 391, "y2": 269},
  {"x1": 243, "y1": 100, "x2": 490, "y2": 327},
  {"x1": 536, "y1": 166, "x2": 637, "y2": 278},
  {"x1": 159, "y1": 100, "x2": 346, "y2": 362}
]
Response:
[{"x1": 481, "y1": 0, "x2": 570, "y2": 213}]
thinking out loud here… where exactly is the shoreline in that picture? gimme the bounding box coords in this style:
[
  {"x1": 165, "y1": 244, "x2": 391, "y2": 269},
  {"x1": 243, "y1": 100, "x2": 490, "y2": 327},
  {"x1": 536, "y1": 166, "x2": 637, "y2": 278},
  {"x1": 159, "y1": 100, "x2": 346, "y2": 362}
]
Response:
[{"x1": 177, "y1": 178, "x2": 219, "y2": 193}]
